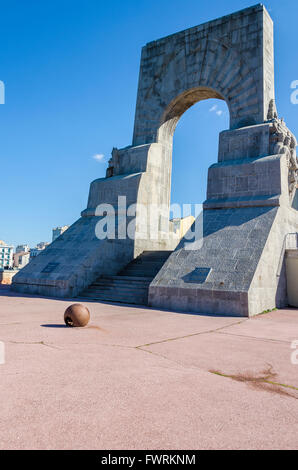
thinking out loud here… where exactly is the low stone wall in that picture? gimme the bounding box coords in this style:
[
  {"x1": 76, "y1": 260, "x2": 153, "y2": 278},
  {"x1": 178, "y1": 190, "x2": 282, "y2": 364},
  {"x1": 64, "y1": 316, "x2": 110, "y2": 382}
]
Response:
[{"x1": 0, "y1": 270, "x2": 19, "y2": 285}]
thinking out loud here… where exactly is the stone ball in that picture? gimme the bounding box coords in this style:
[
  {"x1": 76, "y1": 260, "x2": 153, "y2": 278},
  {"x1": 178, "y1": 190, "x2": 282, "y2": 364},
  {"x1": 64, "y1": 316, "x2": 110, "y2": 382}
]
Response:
[{"x1": 64, "y1": 303, "x2": 90, "y2": 327}]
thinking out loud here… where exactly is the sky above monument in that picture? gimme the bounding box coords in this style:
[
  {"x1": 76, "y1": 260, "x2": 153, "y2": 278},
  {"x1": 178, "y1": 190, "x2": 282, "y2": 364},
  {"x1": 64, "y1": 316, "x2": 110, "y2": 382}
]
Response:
[{"x1": 0, "y1": 0, "x2": 297, "y2": 248}]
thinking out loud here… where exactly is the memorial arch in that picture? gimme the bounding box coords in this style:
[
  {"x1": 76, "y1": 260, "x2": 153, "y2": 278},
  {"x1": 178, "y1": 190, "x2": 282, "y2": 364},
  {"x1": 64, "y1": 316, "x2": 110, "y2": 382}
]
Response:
[
  {"x1": 133, "y1": 37, "x2": 260, "y2": 148},
  {"x1": 13, "y1": 5, "x2": 298, "y2": 317}
]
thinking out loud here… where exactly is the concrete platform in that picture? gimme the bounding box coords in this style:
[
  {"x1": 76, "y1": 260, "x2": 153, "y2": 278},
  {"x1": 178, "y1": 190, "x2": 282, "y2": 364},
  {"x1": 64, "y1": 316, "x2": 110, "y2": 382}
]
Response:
[{"x1": 0, "y1": 285, "x2": 298, "y2": 450}]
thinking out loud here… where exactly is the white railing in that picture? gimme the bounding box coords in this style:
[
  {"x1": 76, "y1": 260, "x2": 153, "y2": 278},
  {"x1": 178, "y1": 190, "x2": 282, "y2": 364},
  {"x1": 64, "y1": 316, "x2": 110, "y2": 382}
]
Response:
[{"x1": 277, "y1": 233, "x2": 298, "y2": 277}]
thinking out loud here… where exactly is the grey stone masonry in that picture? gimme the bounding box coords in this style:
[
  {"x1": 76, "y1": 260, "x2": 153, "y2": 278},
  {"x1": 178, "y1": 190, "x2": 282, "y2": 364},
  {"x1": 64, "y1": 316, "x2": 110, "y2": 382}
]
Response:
[
  {"x1": 149, "y1": 207, "x2": 278, "y2": 316},
  {"x1": 11, "y1": 217, "x2": 136, "y2": 298},
  {"x1": 205, "y1": 155, "x2": 283, "y2": 209},
  {"x1": 218, "y1": 124, "x2": 271, "y2": 162},
  {"x1": 133, "y1": 4, "x2": 274, "y2": 146}
]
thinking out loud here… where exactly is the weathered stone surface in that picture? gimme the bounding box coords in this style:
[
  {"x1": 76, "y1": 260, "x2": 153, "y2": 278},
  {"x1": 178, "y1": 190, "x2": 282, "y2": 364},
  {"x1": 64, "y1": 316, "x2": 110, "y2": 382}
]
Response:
[
  {"x1": 12, "y1": 217, "x2": 135, "y2": 297},
  {"x1": 149, "y1": 207, "x2": 278, "y2": 316},
  {"x1": 205, "y1": 155, "x2": 285, "y2": 206},
  {"x1": 133, "y1": 4, "x2": 274, "y2": 146},
  {"x1": 218, "y1": 124, "x2": 271, "y2": 162}
]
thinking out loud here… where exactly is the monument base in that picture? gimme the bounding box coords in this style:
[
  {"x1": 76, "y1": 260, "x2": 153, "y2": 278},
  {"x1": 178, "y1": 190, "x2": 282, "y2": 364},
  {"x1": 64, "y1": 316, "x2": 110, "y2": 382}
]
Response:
[
  {"x1": 149, "y1": 205, "x2": 298, "y2": 316},
  {"x1": 149, "y1": 147, "x2": 298, "y2": 317}
]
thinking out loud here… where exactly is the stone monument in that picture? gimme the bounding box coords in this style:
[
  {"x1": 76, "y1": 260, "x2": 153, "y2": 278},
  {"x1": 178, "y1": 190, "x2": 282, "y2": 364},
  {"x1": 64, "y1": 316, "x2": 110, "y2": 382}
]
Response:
[{"x1": 12, "y1": 4, "x2": 298, "y2": 316}]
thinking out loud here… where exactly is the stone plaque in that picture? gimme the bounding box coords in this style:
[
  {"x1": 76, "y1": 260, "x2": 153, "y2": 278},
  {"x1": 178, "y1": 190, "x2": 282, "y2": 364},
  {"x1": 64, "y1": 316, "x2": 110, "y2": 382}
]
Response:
[
  {"x1": 183, "y1": 267, "x2": 211, "y2": 284},
  {"x1": 41, "y1": 262, "x2": 60, "y2": 274}
]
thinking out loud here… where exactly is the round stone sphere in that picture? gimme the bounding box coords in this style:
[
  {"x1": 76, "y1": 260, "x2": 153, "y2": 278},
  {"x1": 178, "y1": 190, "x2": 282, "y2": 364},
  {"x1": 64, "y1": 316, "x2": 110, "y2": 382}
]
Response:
[{"x1": 64, "y1": 303, "x2": 90, "y2": 327}]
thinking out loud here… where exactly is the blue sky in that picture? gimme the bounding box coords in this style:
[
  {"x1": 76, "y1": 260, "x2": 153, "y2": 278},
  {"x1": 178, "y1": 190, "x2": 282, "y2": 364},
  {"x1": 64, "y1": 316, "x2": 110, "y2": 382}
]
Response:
[{"x1": 0, "y1": 0, "x2": 297, "y2": 248}]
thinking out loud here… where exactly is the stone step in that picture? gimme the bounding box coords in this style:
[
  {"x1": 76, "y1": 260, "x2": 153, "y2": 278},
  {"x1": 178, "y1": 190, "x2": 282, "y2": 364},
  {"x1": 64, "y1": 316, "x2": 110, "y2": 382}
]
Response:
[
  {"x1": 86, "y1": 280, "x2": 150, "y2": 290},
  {"x1": 119, "y1": 262, "x2": 169, "y2": 274},
  {"x1": 124, "y1": 260, "x2": 168, "y2": 266},
  {"x1": 122, "y1": 263, "x2": 166, "y2": 270},
  {"x1": 93, "y1": 276, "x2": 151, "y2": 284},
  {"x1": 92, "y1": 281, "x2": 150, "y2": 289},
  {"x1": 122, "y1": 268, "x2": 161, "y2": 274},
  {"x1": 137, "y1": 257, "x2": 170, "y2": 262},
  {"x1": 81, "y1": 291, "x2": 148, "y2": 305},
  {"x1": 87, "y1": 285, "x2": 149, "y2": 293},
  {"x1": 79, "y1": 249, "x2": 172, "y2": 305},
  {"x1": 141, "y1": 250, "x2": 172, "y2": 256},
  {"x1": 84, "y1": 283, "x2": 149, "y2": 292},
  {"x1": 98, "y1": 275, "x2": 152, "y2": 282},
  {"x1": 85, "y1": 293, "x2": 148, "y2": 302}
]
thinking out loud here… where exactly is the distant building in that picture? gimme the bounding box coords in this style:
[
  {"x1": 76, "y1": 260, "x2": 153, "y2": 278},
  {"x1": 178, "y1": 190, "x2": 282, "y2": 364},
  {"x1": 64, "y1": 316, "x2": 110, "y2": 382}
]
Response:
[
  {"x1": 30, "y1": 242, "x2": 50, "y2": 259},
  {"x1": 30, "y1": 248, "x2": 40, "y2": 259},
  {"x1": 0, "y1": 240, "x2": 14, "y2": 269},
  {"x1": 52, "y1": 226, "x2": 69, "y2": 242},
  {"x1": 170, "y1": 215, "x2": 195, "y2": 239},
  {"x1": 16, "y1": 244, "x2": 29, "y2": 254},
  {"x1": 36, "y1": 242, "x2": 50, "y2": 250},
  {"x1": 13, "y1": 251, "x2": 30, "y2": 269}
]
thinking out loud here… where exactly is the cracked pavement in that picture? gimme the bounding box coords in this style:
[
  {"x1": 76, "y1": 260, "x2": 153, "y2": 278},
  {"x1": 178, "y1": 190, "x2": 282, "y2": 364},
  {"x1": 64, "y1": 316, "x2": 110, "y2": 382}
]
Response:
[{"x1": 0, "y1": 285, "x2": 298, "y2": 449}]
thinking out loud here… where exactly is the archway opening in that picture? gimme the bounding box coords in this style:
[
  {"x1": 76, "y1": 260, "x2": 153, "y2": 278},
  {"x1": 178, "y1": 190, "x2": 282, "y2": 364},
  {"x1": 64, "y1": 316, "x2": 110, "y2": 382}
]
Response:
[{"x1": 169, "y1": 97, "x2": 229, "y2": 223}]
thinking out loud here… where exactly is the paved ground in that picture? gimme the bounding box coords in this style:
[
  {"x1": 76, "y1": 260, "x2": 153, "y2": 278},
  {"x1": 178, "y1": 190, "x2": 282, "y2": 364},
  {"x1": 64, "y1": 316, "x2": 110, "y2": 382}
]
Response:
[{"x1": 0, "y1": 285, "x2": 298, "y2": 450}]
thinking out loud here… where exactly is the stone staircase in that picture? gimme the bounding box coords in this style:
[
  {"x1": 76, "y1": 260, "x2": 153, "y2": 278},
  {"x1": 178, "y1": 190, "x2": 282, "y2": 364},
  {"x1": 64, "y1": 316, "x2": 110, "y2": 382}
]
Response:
[{"x1": 79, "y1": 250, "x2": 172, "y2": 305}]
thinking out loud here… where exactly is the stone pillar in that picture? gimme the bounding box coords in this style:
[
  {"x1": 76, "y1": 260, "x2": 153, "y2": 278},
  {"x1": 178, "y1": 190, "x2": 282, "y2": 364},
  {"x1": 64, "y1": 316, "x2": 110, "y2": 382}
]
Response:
[{"x1": 149, "y1": 119, "x2": 298, "y2": 316}]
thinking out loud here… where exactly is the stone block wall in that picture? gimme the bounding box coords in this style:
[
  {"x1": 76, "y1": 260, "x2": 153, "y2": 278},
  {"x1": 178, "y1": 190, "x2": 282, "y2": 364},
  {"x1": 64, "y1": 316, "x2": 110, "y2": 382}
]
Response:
[{"x1": 133, "y1": 4, "x2": 274, "y2": 146}]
